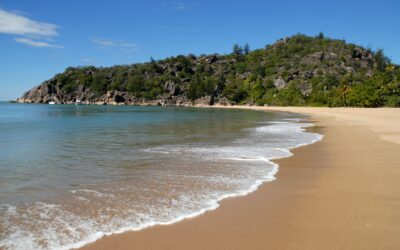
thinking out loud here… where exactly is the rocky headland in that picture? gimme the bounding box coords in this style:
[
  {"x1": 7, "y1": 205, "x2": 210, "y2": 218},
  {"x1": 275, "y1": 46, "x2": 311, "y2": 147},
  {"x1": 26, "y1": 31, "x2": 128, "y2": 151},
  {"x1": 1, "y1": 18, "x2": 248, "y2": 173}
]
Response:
[{"x1": 17, "y1": 34, "x2": 399, "y2": 107}]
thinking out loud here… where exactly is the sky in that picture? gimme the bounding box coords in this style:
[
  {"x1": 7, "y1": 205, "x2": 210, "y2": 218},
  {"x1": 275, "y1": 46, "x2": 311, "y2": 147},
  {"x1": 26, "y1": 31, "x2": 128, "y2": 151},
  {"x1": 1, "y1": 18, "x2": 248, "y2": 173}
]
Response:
[{"x1": 0, "y1": 0, "x2": 399, "y2": 100}]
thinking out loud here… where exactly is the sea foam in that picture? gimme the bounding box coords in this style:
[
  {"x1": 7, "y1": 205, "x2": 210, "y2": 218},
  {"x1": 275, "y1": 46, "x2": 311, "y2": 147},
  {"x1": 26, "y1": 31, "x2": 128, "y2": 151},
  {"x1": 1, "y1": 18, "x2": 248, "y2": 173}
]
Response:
[{"x1": 0, "y1": 118, "x2": 322, "y2": 250}]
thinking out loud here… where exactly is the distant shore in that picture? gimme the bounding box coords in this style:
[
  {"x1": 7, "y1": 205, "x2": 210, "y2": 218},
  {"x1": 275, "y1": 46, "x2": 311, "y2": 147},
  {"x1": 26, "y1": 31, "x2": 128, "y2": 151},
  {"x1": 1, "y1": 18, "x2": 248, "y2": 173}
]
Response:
[{"x1": 79, "y1": 107, "x2": 400, "y2": 250}]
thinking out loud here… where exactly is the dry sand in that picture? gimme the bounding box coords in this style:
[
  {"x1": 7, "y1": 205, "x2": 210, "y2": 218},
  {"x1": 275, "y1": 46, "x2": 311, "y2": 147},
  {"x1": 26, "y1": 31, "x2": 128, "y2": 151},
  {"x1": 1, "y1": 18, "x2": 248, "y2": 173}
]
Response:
[
  {"x1": 232, "y1": 107, "x2": 400, "y2": 145},
  {"x1": 80, "y1": 107, "x2": 400, "y2": 250}
]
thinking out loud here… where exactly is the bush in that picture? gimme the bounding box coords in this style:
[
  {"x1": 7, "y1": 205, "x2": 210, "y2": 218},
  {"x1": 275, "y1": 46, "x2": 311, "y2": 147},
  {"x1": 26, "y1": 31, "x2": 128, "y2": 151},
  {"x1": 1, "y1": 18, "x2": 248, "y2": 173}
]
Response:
[
  {"x1": 262, "y1": 83, "x2": 305, "y2": 106},
  {"x1": 385, "y1": 95, "x2": 400, "y2": 107},
  {"x1": 127, "y1": 75, "x2": 145, "y2": 95},
  {"x1": 32, "y1": 34, "x2": 398, "y2": 107},
  {"x1": 346, "y1": 83, "x2": 382, "y2": 107}
]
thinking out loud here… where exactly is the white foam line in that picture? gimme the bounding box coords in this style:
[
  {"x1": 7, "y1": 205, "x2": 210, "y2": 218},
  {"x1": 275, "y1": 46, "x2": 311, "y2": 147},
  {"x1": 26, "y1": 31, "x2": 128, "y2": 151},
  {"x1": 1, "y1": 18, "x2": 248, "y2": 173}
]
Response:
[
  {"x1": 60, "y1": 163, "x2": 280, "y2": 250},
  {"x1": 52, "y1": 120, "x2": 323, "y2": 250},
  {"x1": 0, "y1": 120, "x2": 322, "y2": 250}
]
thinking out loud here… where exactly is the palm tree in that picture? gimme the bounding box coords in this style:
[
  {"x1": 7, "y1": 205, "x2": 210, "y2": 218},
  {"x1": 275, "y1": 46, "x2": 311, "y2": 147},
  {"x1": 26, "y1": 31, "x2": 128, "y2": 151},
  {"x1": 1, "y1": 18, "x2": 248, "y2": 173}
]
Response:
[
  {"x1": 385, "y1": 64, "x2": 395, "y2": 79},
  {"x1": 338, "y1": 84, "x2": 352, "y2": 106}
]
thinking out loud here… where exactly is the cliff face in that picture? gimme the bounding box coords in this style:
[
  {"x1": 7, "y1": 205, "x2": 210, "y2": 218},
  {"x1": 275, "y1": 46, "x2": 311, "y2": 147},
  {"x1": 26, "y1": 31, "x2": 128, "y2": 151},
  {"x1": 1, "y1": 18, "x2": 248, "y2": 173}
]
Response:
[
  {"x1": 16, "y1": 55, "x2": 237, "y2": 106},
  {"x1": 17, "y1": 83, "x2": 231, "y2": 106},
  {"x1": 18, "y1": 85, "x2": 187, "y2": 106},
  {"x1": 17, "y1": 34, "x2": 399, "y2": 107}
]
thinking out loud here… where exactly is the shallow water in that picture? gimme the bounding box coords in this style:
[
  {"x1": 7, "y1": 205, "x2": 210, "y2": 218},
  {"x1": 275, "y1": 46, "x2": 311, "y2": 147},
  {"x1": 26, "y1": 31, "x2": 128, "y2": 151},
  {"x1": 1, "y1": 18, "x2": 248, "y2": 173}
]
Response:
[{"x1": 0, "y1": 102, "x2": 322, "y2": 250}]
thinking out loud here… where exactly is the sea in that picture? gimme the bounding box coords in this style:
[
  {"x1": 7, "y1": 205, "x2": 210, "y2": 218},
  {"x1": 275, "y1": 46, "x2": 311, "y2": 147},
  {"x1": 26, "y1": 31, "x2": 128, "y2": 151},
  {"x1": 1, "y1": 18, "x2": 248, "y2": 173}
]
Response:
[{"x1": 0, "y1": 102, "x2": 322, "y2": 250}]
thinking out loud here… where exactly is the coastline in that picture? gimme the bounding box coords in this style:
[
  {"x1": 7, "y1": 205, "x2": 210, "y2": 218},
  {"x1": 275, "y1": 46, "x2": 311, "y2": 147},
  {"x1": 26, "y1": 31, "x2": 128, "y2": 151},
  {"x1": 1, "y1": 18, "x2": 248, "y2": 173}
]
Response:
[
  {"x1": 79, "y1": 107, "x2": 400, "y2": 250},
  {"x1": 1, "y1": 104, "x2": 321, "y2": 250}
]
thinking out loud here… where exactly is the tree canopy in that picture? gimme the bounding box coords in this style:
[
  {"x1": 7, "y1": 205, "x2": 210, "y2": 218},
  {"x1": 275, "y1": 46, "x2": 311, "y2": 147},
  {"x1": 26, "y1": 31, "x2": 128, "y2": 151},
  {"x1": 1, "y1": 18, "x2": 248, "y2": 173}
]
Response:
[{"x1": 21, "y1": 34, "x2": 400, "y2": 107}]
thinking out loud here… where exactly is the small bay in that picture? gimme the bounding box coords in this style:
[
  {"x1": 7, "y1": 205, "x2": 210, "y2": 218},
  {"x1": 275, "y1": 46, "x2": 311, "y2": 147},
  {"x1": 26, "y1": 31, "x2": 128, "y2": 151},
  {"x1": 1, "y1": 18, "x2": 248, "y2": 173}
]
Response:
[{"x1": 0, "y1": 102, "x2": 322, "y2": 250}]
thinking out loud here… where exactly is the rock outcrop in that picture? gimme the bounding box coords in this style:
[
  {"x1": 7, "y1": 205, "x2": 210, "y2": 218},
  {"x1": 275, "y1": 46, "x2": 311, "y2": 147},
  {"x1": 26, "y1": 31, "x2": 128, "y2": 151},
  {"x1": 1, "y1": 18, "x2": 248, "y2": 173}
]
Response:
[{"x1": 17, "y1": 34, "x2": 393, "y2": 107}]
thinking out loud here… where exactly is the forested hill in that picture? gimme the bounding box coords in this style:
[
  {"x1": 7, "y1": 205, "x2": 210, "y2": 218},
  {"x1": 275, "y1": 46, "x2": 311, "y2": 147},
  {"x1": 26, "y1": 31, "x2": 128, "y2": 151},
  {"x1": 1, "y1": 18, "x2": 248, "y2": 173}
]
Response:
[{"x1": 18, "y1": 34, "x2": 400, "y2": 107}]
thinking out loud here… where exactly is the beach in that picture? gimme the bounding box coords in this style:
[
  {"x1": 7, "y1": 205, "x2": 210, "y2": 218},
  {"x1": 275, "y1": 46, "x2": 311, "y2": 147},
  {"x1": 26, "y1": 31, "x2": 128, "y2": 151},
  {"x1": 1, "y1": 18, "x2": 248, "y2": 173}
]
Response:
[
  {"x1": 1, "y1": 104, "x2": 319, "y2": 250},
  {"x1": 80, "y1": 107, "x2": 400, "y2": 250}
]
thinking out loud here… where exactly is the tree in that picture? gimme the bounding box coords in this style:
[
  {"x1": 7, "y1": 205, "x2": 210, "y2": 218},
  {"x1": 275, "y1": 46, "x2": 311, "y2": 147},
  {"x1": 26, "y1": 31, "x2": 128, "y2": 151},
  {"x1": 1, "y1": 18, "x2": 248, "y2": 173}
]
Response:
[
  {"x1": 127, "y1": 75, "x2": 144, "y2": 94},
  {"x1": 22, "y1": 34, "x2": 400, "y2": 108},
  {"x1": 187, "y1": 75, "x2": 202, "y2": 101},
  {"x1": 346, "y1": 82, "x2": 381, "y2": 107},
  {"x1": 338, "y1": 84, "x2": 352, "y2": 106},
  {"x1": 232, "y1": 44, "x2": 243, "y2": 56},
  {"x1": 374, "y1": 49, "x2": 388, "y2": 71},
  {"x1": 243, "y1": 43, "x2": 250, "y2": 55},
  {"x1": 91, "y1": 71, "x2": 108, "y2": 93},
  {"x1": 222, "y1": 78, "x2": 247, "y2": 103},
  {"x1": 250, "y1": 79, "x2": 265, "y2": 104},
  {"x1": 385, "y1": 64, "x2": 395, "y2": 78}
]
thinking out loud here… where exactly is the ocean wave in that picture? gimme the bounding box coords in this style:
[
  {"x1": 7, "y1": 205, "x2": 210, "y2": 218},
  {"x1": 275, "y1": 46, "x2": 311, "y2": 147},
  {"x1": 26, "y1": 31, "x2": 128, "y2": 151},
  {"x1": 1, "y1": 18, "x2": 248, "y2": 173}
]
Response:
[{"x1": 0, "y1": 118, "x2": 322, "y2": 250}]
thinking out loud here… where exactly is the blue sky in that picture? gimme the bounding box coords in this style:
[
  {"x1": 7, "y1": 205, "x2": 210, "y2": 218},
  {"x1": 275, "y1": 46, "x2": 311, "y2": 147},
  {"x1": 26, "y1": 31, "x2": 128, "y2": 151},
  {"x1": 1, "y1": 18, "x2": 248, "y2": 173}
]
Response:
[{"x1": 0, "y1": 0, "x2": 399, "y2": 100}]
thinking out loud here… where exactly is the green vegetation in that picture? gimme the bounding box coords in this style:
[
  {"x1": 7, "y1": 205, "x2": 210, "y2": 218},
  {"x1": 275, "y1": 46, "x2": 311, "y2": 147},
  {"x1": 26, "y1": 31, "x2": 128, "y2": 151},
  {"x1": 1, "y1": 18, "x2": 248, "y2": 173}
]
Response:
[{"x1": 40, "y1": 34, "x2": 400, "y2": 107}]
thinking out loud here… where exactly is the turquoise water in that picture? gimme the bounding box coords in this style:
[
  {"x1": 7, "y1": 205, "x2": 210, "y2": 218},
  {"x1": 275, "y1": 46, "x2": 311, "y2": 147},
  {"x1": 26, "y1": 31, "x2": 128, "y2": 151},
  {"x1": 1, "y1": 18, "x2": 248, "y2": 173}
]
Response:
[{"x1": 0, "y1": 102, "x2": 322, "y2": 250}]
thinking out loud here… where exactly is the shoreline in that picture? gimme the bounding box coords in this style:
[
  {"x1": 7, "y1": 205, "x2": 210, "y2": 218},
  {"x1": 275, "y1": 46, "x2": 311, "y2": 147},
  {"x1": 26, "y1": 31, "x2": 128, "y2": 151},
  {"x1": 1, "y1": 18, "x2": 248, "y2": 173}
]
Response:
[
  {"x1": 79, "y1": 107, "x2": 400, "y2": 250},
  {"x1": 66, "y1": 109, "x2": 322, "y2": 250}
]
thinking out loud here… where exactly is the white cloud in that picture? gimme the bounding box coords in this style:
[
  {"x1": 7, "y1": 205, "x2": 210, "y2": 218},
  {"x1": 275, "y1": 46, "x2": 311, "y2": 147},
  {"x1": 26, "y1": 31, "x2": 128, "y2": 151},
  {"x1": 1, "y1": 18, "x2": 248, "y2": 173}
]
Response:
[
  {"x1": 92, "y1": 38, "x2": 138, "y2": 53},
  {"x1": 81, "y1": 57, "x2": 95, "y2": 63},
  {"x1": 120, "y1": 42, "x2": 137, "y2": 48},
  {"x1": 161, "y1": 1, "x2": 195, "y2": 11},
  {"x1": 92, "y1": 38, "x2": 115, "y2": 47},
  {"x1": 0, "y1": 8, "x2": 63, "y2": 48},
  {"x1": 14, "y1": 37, "x2": 64, "y2": 48},
  {"x1": 173, "y1": 2, "x2": 189, "y2": 10},
  {"x1": 161, "y1": 25, "x2": 183, "y2": 31},
  {"x1": 0, "y1": 8, "x2": 58, "y2": 37}
]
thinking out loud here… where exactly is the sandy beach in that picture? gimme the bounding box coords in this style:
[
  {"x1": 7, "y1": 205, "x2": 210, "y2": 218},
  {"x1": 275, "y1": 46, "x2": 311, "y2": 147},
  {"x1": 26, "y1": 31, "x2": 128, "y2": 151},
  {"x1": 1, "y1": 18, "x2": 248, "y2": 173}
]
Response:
[{"x1": 80, "y1": 107, "x2": 400, "y2": 250}]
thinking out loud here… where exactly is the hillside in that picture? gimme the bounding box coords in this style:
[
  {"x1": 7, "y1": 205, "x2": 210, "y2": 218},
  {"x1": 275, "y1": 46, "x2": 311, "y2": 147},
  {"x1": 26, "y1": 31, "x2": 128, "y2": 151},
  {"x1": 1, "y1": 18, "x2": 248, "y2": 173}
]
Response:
[{"x1": 17, "y1": 34, "x2": 400, "y2": 107}]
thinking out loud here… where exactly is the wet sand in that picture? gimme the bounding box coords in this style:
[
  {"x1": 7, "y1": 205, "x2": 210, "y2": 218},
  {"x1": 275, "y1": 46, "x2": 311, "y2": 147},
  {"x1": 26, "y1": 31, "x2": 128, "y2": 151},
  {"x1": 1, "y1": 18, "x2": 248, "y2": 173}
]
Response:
[{"x1": 81, "y1": 107, "x2": 400, "y2": 250}]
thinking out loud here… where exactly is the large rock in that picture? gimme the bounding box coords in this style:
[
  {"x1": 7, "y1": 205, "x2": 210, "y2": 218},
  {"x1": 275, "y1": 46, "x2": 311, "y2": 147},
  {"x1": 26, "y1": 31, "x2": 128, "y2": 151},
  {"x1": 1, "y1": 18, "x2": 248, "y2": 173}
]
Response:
[
  {"x1": 103, "y1": 90, "x2": 127, "y2": 104},
  {"x1": 113, "y1": 93, "x2": 125, "y2": 103},
  {"x1": 193, "y1": 96, "x2": 213, "y2": 106},
  {"x1": 352, "y1": 47, "x2": 373, "y2": 68},
  {"x1": 215, "y1": 97, "x2": 235, "y2": 106},
  {"x1": 361, "y1": 53, "x2": 373, "y2": 68},
  {"x1": 298, "y1": 82, "x2": 312, "y2": 96},
  {"x1": 160, "y1": 95, "x2": 190, "y2": 107},
  {"x1": 324, "y1": 52, "x2": 338, "y2": 61},
  {"x1": 18, "y1": 82, "x2": 56, "y2": 103},
  {"x1": 239, "y1": 72, "x2": 251, "y2": 79},
  {"x1": 346, "y1": 67, "x2": 355, "y2": 74},
  {"x1": 303, "y1": 52, "x2": 324, "y2": 64},
  {"x1": 164, "y1": 81, "x2": 180, "y2": 95},
  {"x1": 205, "y1": 54, "x2": 219, "y2": 64},
  {"x1": 273, "y1": 78, "x2": 287, "y2": 90},
  {"x1": 301, "y1": 71, "x2": 314, "y2": 79},
  {"x1": 352, "y1": 47, "x2": 364, "y2": 59}
]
